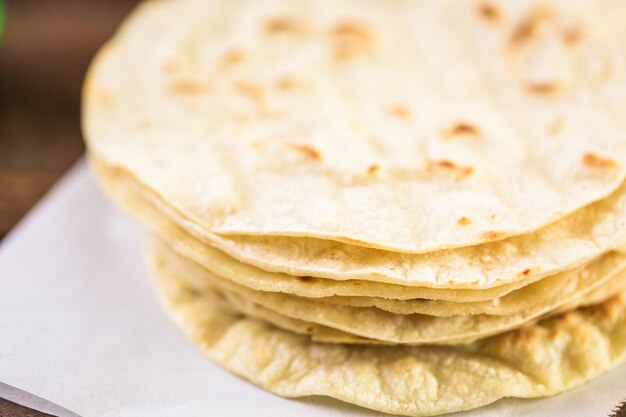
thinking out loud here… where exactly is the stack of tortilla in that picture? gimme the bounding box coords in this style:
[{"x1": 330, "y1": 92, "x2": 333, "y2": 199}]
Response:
[{"x1": 83, "y1": 0, "x2": 626, "y2": 415}]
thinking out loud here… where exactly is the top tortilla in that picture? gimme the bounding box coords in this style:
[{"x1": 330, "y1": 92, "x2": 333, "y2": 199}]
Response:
[{"x1": 84, "y1": 0, "x2": 626, "y2": 253}]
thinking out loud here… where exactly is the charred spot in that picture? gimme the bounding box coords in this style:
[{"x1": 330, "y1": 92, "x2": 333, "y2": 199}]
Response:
[
  {"x1": 457, "y1": 216, "x2": 471, "y2": 226},
  {"x1": 582, "y1": 152, "x2": 616, "y2": 169},
  {"x1": 298, "y1": 276, "x2": 315, "y2": 283},
  {"x1": 561, "y1": 25, "x2": 583, "y2": 45},
  {"x1": 331, "y1": 21, "x2": 372, "y2": 40},
  {"x1": 526, "y1": 81, "x2": 560, "y2": 95},
  {"x1": 509, "y1": 6, "x2": 553, "y2": 49},
  {"x1": 387, "y1": 105, "x2": 411, "y2": 120},
  {"x1": 478, "y1": 3, "x2": 501, "y2": 23},
  {"x1": 286, "y1": 144, "x2": 322, "y2": 161},
  {"x1": 330, "y1": 21, "x2": 373, "y2": 59},
  {"x1": 522, "y1": 268, "x2": 531, "y2": 276},
  {"x1": 481, "y1": 230, "x2": 504, "y2": 241},
  {"x1": 427, "y1": 160, "x2": 474, "y2": 180},
  {"x1": 264, "y1": 17, "x2": 307, "y2": 35},
  {"x1": 444, "y1": 122, "x2": 481, "y2": 138},
  {"x1": 367, "y1": 164, "x2": 380, "y2": 175},
  {"x1": 167, "y1": 80, "x2": 212, "y2": 95}
]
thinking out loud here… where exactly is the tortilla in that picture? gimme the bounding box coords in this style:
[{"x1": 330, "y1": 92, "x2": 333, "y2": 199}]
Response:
[
  {"x1": 84, "y1": 0, "x2": 626, "y2": 254},
  {"x1": 95, "y1": 158, "x2": 626, "y2": 291},
  {"x1": 82, "y1": 0, "x2": 626, "y2": 414},
  {"x1": 151, "y1": 252, "x2": 626, "y2": 416},
  {"x1": 148, "y1": 237, "x2": 626, "y2": 345}
]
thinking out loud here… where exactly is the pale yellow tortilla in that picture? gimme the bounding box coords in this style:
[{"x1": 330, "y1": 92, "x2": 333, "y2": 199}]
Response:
[
  {"x1": 84, "y1": 0, "x2": 626, "y2": 255},
  {"x1": 148, "y1": 237, "x2": 626, "y2": 345},
  {"x1": 152, "y1": 254, "x2": 626, "y2": 416},
  {"x1": 95, "y1": 160, "x2": 626, "y2": 313},
  {"x1": 94, "y1": 159, "x2": 626, "y2": 292}
]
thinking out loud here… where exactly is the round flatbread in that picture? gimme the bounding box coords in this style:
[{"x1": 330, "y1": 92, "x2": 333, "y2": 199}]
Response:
[
  {"x1": 85, "y1": 0, "x2": 626, "y2": 254},
  {"x1": 152, "y1": 252, "x2": 626, "y2": 416}
]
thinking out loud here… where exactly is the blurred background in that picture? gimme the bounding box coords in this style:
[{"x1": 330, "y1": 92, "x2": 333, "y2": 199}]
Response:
[
  {"x1": 0, "y1": 0, "x2": 138, "y2": 242},
  {"x1": 0, "y1": 1, "x2": 138, "y2": 415}
]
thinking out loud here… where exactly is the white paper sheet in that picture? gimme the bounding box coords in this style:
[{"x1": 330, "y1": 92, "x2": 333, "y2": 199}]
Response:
[{"x1": 0, "y1": 160, "x2": 624, "y2": 417}]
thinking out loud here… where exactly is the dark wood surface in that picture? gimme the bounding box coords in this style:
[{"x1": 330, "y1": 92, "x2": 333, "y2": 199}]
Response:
[{"x1": 0, "y1": 1, "x2": 138, "y2": 415}]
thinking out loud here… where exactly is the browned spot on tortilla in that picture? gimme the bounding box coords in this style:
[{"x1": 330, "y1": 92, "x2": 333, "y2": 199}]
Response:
[
  {"x1": 481, "y1": 230, "x2": 504, "y2": 241},
  {"x1": 264, "y1": 17, "x2": 307, "y2": 35},
  {"x1": 509, "y1": 6, "x2": 553, "y2": 49},
  {"x1": 167, "y1": 80, "x2": 212, "y2": 95},
  {"x1": 585, "y1": 293, "x2": 625, "y2": 322},
  {"x1": 444, "y1": 122, "x2": 481, "y2": 138},
  {"x1": 298, "y1": 276, "x2": 315, "y2": 283},
  {"x1": 233, "y1": 82, "x2": 267, "y2": 115},
  {"x1": 387, "y1": 105, "x2": 411, "y2": 120},
  {"x1": 427, "y1": 160, "x2": 474, "y2": 180},
  {"x1": 332, "y1": 21, "x2": 372, "y2": 41},
  {"x1": 562, "y1": 25, "x2": 583, "y2": 45},
  {"x1": 275, "y1": 76, "x2": 297, "y2": 90},
  {"x1": 221, "y1": 49, "x2": 244, "y2": 66},
  {"x1": 493, "y1": 323, "x2": 547, "y2": 351},
  {"x1": 522, "y1": 268, "x2": 531, "y2": 276},
  {"x1": 367, "y1": 164, "x2": 380, "y2": 175},
  {"x1": 582, "y1": 152, "x2": 616, "y2": 169},
  {"x1": 478, "y1": 3, "x2": 501, "y2": 23},
  {"x1": 330, "y1": 21, "x2": 373, "y2": 59},
  {"x1": 526, "y1": 81, "x2": 560, "y2": 95},
  {"x1": 305, "y1": 326, "x2": 314, "y2": 333},
  {"x1": 457, "y1": 216, "x2": 471, "y2": 226},
  {"x1": 286, "y1": 144, "x2": 321, "y2": 161}
]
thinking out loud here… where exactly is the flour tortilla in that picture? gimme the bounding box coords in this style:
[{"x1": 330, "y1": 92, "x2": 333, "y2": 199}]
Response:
[
  {"x1": 94, "y1": 159, "x2": 626, "y2": 301},
  {"x1": 156, "y1": 256, "x2": 626, "y2": 347},
  {"x1": 84, "y1": 0, "x2": 626, "y2": 255},
  {"x1": 92, "y1": 161, "x2": 562, "y2": 302},
  {"x1": 148, "y1": 237, "x2": 626, "y2": 345},
  {"x1": 152, "y1": 255, "x2": 626, "y2": 416}
]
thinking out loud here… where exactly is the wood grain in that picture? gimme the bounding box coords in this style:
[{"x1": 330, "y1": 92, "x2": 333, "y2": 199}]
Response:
[
  {"x1": 0, "y1": 0, "x2": 137, "y2": 241},
  {"x1": 0, "y1": 398, "x2": 54, "y2": 417},
  {"x1": 0, "y1": 1, "x2": 138, "y2": 415}
]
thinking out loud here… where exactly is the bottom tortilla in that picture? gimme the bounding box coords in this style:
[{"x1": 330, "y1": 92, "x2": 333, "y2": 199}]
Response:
[{"x1": 149, "y1": 243, "x2": 626, "y2": 416}]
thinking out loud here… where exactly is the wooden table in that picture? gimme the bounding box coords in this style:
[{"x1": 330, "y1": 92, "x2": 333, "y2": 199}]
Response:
[{"x1": 0, "y1": 1, "x2": 138, "y2": 415}]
